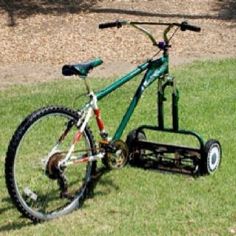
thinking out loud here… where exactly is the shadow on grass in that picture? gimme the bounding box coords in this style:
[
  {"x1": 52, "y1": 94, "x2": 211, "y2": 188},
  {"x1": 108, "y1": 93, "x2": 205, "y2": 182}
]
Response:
[
  {"x1": 87, "y1": 166, "x2": 119, "y2": 198},
  {"x1": 129, "y1": 159, "x2": 199, "y2": 178},
  {"x1": 0, "y1": 166, "x2": 116, "y2": 231},
  {"x1": 0, "y1": 221, "x2": 33, "y2": 232},
  {"x1": 0, "y1": 197, "x2": 33, "y2": 233},
  {"x1": 0, "y1": 197, "x2": 14, "y2": 215}
]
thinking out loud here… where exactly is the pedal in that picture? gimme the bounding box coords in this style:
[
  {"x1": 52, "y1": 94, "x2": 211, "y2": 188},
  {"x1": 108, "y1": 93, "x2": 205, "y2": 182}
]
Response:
[{"x1": 23, "y1": 187, "x2": 38, "y2": 201}]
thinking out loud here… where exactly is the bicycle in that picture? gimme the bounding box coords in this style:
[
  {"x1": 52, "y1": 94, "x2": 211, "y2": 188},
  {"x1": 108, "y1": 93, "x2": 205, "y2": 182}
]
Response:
[{"x1": 5, "y1": 20, "x2": 222, "y2": 222}]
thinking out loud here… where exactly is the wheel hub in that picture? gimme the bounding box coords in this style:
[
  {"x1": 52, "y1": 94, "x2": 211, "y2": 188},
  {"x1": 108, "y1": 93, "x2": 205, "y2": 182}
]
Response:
[
  {"x1": 45, "y1": 152, "x2": 64, "y2": 179},
  {"x1": 208, "y1": 146, "x2": 220, "y2": 171}
]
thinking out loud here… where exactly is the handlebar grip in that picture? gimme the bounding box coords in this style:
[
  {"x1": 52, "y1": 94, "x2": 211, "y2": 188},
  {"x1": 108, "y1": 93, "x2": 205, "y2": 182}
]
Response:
[
  {"x1": 99, "y1": 21, "x2": 123, "y2": 29},
  {"x1": 180, "y1": 21, "x2": 201, "y2": 32}
]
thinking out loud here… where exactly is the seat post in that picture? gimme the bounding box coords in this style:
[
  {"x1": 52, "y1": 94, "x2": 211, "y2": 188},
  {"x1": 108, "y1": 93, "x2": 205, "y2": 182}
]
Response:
[{"x1": 83, "y1": 78, "x2": 92, "y2": 94}]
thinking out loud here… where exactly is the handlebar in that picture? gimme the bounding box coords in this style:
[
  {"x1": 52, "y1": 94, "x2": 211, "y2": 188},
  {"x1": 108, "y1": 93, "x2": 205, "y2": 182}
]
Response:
[
  {"x1": 98, "y1": 20, "x2": 126, "y2": 29},
  {"x1": 98, "y1": 20, "x2": 201, "y2": 47},
  {"x1": 178, "y1": 21, "x2": 201, "y2": 32},
  {"x1": 99, "y1": 20, "x2": 201, "y2": 32}
]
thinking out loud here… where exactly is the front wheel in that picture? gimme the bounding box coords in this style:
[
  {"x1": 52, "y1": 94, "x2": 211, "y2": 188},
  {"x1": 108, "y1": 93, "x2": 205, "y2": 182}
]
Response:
[
  {"x1": 200, "y1": 139, "x2": 222, "y2": 175},
  {"x1": 5, "y1": 106, "x2": 96, "y2": 222}
]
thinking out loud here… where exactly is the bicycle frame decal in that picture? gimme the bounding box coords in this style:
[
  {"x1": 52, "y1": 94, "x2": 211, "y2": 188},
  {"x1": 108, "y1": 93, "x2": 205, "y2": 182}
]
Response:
[{"x1": 94, "y1": 108, "x2": 105, "y2": 132}]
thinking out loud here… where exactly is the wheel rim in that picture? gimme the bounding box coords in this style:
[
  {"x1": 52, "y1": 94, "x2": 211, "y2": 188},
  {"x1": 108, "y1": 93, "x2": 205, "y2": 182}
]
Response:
[
  {"x1": 13, "y1": 112, "x2": 92, "y2": 219},
  {"x1": 207, "y1": 144, "x2": 221, "y2": 172}
]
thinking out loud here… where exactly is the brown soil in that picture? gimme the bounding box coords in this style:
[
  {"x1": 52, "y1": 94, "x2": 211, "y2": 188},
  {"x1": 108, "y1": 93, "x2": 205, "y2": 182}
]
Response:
[{"x1": 0, "y1": 0, "x2": 236, "y2": 89}]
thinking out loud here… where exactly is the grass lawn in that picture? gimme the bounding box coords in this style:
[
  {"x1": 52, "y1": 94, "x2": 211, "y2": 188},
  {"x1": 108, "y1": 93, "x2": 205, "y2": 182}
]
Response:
[{"x1": 0, "y1": 59, "x2": 236, "y2": 235}]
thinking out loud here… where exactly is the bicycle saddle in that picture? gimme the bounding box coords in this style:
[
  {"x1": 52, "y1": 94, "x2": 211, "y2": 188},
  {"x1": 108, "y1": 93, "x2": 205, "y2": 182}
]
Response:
[{"x1": 62, "y1": 58, "x2": 103, "y2": 77}]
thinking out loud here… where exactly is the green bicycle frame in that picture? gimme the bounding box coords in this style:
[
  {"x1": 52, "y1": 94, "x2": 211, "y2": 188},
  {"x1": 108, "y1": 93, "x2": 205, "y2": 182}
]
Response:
[{"x1": 95, "y1": 55, "x2": 169, "y2": 140}]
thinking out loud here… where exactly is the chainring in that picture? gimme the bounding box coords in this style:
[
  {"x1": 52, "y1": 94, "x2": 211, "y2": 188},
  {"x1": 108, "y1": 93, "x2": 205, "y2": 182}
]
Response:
[{"x1": 103, "y1": 140, "x2": 129, "y2": 169}]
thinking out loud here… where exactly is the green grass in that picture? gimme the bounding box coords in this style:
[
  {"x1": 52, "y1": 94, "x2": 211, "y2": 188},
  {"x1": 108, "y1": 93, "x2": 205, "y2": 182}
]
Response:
[{"x1": 1, "y1": 59, "x2": 236, "y2": 235}]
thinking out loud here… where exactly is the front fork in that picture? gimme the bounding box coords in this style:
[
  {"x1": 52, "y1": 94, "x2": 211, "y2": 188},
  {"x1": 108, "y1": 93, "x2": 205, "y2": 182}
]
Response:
[{"x1": 157, "y1": 75, "x2": 179, "y2": 130}]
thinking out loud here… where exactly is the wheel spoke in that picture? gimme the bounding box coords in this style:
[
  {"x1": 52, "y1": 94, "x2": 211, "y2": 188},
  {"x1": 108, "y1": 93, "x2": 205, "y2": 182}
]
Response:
[{"x1": 5, "y1": 106, "x2": 96, "y2": 222}]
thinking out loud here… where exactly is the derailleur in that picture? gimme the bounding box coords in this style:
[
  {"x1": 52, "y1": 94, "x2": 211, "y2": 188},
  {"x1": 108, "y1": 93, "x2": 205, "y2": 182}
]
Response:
[{"x1": 45, "y1": 152, "x2": 70, "y2": 198}]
